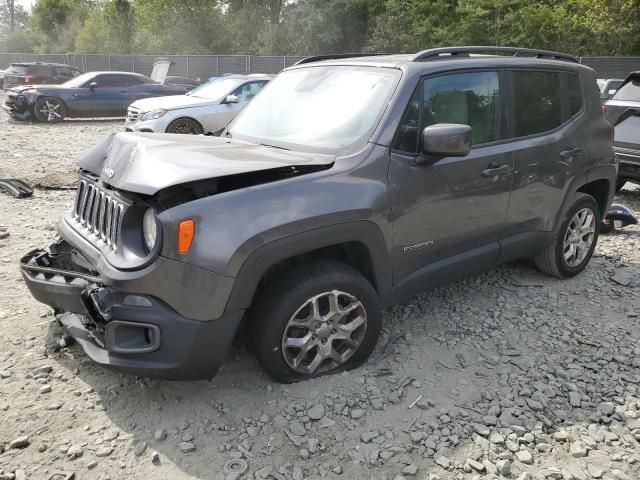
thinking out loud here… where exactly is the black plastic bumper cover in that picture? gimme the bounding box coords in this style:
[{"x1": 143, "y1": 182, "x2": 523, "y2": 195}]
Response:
[{"x1": 21, "y1": 247, "x2": 245, "y2": 380}]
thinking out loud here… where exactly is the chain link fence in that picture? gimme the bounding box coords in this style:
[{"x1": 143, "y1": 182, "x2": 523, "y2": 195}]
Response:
[
  {"x1": 0, "y1": 53, "x2": 306, "y2": 80},
  {"x1": 0, "y1": 53, "x2": 638, "y2": 79}
]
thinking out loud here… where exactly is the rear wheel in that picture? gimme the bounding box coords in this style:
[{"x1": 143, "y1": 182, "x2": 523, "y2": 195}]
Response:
[
  {"x1": 251, "y1": 261, "x2": 382, "y2": 383},
  {"x1": 534, "y1": 193, "x2": 600, "y2": 278},
  {"x1": 166, "y1": 117, "x2": 204, "y2": 135},
  {"x1": 33, "y1": 97, "x2": 66, "y2": 123}
]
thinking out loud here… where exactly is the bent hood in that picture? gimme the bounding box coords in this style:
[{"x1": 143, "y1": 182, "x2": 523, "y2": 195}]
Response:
[
  {"x1": 129, "y1": 94, "x2": 216, "y2": 112},
  {"x1": 77, "y1": 132, "x2": 335, "y2": 195}
]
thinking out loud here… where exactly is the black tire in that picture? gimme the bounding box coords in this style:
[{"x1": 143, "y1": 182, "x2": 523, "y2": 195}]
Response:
[
  {"x1": 33, "y1": 97, "x2": 66, "y2": 123},
  {"x1": 534, "y1": 192, "x2": 600, "y2": 278},
  {"x1": 165, "y1": 117, "x2": 204, "y2": 135},
  {"x1": 251, "y1": 261, "x2": 382, "y2": 383},
  {"x1": 616, "y1": 180, "x2": 627, "y2": 192}
]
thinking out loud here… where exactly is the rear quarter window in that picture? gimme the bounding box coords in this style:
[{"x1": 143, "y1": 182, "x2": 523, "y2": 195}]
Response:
[
  {"x1": 567, "y1": 73, "x2": 583, "y2": 117},
  {"x1": 512, "y1": 71, "x2": 562, "y2": 137}
]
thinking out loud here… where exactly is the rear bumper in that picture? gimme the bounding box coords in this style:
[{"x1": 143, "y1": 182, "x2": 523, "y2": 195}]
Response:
[
  {"x1": 616, "y1": 147, "x2": 640, "y2": 180},
  {"x1": 20, "y1": 243, "x2": 244, "y2": 380}
]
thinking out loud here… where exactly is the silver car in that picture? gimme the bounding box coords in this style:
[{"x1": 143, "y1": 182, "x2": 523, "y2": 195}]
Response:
[{"x1": 125, "y1": 74, "x2": 273, "y2": 134}]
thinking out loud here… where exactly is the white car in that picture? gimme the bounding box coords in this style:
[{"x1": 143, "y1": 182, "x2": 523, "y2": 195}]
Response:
[{"x1": 125, "y1": 74, "x2": 273, "y2": 135}]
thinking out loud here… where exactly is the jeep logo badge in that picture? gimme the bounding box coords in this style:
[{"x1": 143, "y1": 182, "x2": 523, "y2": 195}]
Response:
[{"x1": 103, "y1": 167, "x2": 115, "y2": 178}]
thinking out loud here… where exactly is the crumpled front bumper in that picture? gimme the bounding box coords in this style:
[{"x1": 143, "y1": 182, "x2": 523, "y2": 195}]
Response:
[
  {"x1": 3, "y1": 91, "x2": 32, "y2": 119},
  {"x1": 20, "y1": 242, "x2": 244, "y2": 380}
]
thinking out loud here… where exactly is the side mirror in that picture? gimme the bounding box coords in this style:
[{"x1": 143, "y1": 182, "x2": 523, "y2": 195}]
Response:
[
  {"x1": 89, "y1": 81, "x2": 98, "y2": 91},
  {"x1": 417, "y1": 124, "x2": 472, "y2": 164},
  {"x1": 223, "y1": 94, "x2": 239, "y2": 104}
]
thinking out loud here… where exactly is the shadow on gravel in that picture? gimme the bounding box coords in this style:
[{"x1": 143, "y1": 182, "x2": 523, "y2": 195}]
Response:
[{"x1": 41, "y1": 258, "x2": 640, "y2": 480}]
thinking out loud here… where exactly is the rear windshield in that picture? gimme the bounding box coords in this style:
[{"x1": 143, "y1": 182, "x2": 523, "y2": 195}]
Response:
[
  {"x1": 612, "y1": 76, "x2": 640, "y2": 101},
  {"x1": 6, "y1": 65, "x2": 29, "y2": 74}
]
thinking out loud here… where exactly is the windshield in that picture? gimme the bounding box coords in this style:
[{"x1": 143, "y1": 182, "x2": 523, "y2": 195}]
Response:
[
  {"x1": 228, "y1": 66, "x2": 400, "y2": 152},
  {"x1": 62, "y1": 72, "x2": 96, "y2": 88},
  {"x1": 187, "y1": 78, "x2": 242, "y2": 99}
]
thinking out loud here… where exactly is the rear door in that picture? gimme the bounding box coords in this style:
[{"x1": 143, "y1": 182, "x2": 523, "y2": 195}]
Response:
[
  {"x1": 505, "y1": 69, "x2": 587, "y2": 234},
  {"x1": 389, "y1": 70, "x2": 513, "y2": 284}
]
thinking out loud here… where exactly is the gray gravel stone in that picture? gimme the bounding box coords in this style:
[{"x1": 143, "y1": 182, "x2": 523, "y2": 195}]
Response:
[
  {"x1": 9, "y1": 436, "x2": 29, "y2": 449},
  {"x1": 179, "y1": 441, "x2": 196, "y2": 453},
  {"x1": 307, "y1": 404, "x2": 325, "y2": 420}
]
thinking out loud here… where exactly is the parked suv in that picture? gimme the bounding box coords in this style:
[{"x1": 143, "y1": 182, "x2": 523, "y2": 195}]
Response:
[
  {"x1": 20, "y1": 47, "x2": 616, "y2": 382},
  {"x1": 604, "y1": 72, "x2": 640, "y2": 190},
  {"x1": 3, "y1": 62, "x2": 82, "y2": 91}
]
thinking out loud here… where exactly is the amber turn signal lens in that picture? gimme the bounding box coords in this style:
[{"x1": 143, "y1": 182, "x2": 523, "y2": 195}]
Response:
[{"x1": 178, "y1": 219, "x2": 195, "y2": 254}]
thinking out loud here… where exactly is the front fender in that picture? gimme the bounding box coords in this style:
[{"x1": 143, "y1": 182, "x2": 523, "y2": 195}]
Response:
[{"x1": 225, "y1": 220, "x2": 393, "y2": 311}]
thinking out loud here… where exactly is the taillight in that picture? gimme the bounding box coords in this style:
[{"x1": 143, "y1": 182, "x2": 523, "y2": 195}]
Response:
[{"x1": 25, "y1": 74, "x2": 34, "y2": 84}]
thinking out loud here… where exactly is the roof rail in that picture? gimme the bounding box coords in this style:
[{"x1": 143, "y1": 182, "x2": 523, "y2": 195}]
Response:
[
  {"x1": 412, "y1": 46, "x2": 578, "y2": 63},
  {"x1": 294, "y1": 53, "x2": 384, "y2": 66}
]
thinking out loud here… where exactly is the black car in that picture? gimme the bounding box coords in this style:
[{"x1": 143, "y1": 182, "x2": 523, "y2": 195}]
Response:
[
  {"x1": 3, "y1": 71, "x2": 187, "y2": 123},
  {"x1": 164, "y1": 76, "x2": 201, "y2": 90},
  {"x1": 605, "y1": 71, "x2": 640, "y2": 189},
  {"x1": 3, "y1": 62, "x2": 83, "y2": 91}
]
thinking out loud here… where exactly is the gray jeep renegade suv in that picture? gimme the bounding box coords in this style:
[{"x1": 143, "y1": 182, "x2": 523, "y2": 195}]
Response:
[{"x1": 21, "y1": 47, "x2": 616, "y2": 382}]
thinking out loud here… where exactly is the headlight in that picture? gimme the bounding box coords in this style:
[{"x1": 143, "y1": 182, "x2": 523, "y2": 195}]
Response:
[
  {"x1": 140, "y1": 109, "x2": 167, "y2": 121},
  {"x1": 142, "y1": 208, "x2": 158, "y2": 252}
]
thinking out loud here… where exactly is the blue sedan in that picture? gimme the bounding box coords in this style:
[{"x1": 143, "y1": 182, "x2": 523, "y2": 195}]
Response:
[{"x1": 3, "y1": 71, "x2": 187, "y2": 123}]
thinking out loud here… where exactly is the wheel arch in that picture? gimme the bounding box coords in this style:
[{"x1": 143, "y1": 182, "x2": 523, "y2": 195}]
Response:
[
  {"x1": 225, "y1": 221, "x2": 393, "y2": 312},
  {"x1": 576, "y1": 178, "x2": 612, "y2": 217}
]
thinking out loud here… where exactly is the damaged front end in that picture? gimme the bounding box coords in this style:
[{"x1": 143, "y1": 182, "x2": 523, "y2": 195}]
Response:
[
  {"x1": 20, "y1": 239, "x2": 243, "y2": 380},
  {"x1": 21, "y1": 241, "x2": 160, "y2": 355},
  {"x1": 3, "y1": 91, "x2": 32, "y2": 120}
]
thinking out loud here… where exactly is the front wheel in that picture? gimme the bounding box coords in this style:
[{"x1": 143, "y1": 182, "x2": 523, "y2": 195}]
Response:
[
  {"x1": 33, "y1": 97, "x2": 66, "y2": 123},
  {"x1": 166, "y1": 117, "x2": 204, "y2": 135},
  {"x1": 251, "y1": 261, "x2": 382, "y2": 383},
  {"x1": 534, "y1": 192, "x2": 600, "y2": 278}
]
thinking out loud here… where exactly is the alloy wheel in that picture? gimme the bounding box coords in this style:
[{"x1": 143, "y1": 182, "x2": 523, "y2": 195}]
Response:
[
  {"x1": 281, "y1": 290, "x2": 367, "y2": 375},
  {"x1": 563, "y1": 207, "x2": 596, "y2": 267},
  {"x1": 39, "y1": 100, "x2": 63, "y2": 122}
]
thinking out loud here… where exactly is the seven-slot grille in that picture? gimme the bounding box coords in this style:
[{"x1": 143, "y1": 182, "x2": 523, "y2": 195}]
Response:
[
  {"x1": 73, "y1": 179, "x2": 125, "y2": 250},
  {"x1": 126, "y1": 107, "x2": 141, "y2": 122}
]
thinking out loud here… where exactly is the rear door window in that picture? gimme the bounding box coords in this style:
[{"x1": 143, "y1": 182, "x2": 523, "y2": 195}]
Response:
[
  {"x1": 512, "y1": 71, "x2": 562, "y2": 137},
  {"x1": 93, "y1": 74, "x2": 130, "y2": 88},
  {"x1": 612, "y1": 77, "x2": 640, "y2": 101},
  {"x1": 53, "y1": 67, "x2": 78, "y2": 79},
  {"x1": 394, "y1": 71, "x2": 501, "y2": 152}
]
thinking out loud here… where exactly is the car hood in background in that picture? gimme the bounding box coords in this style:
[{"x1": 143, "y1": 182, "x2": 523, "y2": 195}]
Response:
[
  {"x1": 77, "y1": 132, "x2": 335, "y2": 195},
  {"x1": 129, "y1": 94, "x2": 217, "y2": 113}
]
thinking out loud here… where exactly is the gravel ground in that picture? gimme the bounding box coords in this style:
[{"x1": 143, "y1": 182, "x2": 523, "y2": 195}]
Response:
[{"x1": 1, "y1": 94, "x2": 640, "y2": 480}]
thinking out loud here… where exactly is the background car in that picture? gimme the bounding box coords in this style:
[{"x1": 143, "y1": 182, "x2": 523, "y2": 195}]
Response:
[
  {"x1": 125, "y1": 74, "x2": 272, "y2": 134},
  {"x1": 0, "y1": 69, "x2": 4, "y2": 88},
  {"x1": 605, "y1": 71, "x2": 640, "y2": 190},
  {"x1": 3, "y1": 71, "x2": 187, "y2": 123},
  {"x1": 598, "y1": 78, "x2": 624, "y2": 101},
  {"x1": 164, "y1": 76, "x2": 201, "y2": 90},
  {"x1": 3, "y1": 62, "x2": 83, "y2": 91}
]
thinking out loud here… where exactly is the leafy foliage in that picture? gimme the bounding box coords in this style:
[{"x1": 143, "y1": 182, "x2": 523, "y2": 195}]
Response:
[{"x1": 1, "y1": 0, "x2": 639, "y2": 55}]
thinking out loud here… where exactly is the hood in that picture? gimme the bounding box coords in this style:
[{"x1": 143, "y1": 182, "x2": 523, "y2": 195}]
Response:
[
  {"x1": 129, "y1": 94, "x2": 215, "y2": 112},
  {"x1": 9, "y1": 84, "x2": 62, "y2": 93},
  {"x1": 77, "y1": 133, "x2": 335, "y2": 195}
]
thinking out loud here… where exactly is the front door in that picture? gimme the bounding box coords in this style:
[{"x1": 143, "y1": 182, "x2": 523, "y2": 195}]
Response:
[{"x1": 389, "y1": 70, "x2": 513, "y2": 285}]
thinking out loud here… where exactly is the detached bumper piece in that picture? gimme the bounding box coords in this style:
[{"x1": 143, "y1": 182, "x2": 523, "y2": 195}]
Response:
[
  {"x1": 616, "y1": 147, "x2": 640, "y2": 180},
  {"x1": 20, "y1": 241, "x2": 244, "y2": 380}
]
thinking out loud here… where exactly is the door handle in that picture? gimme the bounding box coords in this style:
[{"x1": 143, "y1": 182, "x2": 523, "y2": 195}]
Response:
[
  {"x1": 482, "y1": 164, "x2": 511, "y2": 177},
  {"x1": 560, "y1": 147, "x2": 582, "y2": 159}
]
